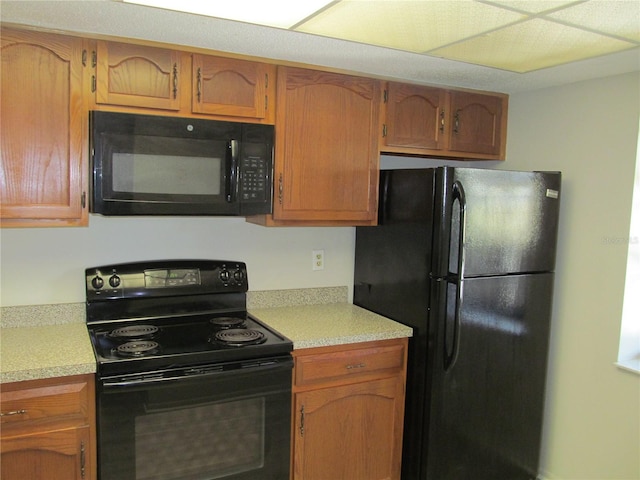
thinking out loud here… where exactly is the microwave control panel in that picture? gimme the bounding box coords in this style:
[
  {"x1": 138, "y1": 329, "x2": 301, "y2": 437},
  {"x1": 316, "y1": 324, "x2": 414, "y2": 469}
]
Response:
[{"x1": 240, "y1": 156, "x2": 267, "y2": 202}]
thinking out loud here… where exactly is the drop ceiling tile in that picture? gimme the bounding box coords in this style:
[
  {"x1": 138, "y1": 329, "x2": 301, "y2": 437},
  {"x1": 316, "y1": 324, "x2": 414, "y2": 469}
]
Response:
[
  {"x1": 480, "y1": 0, "x2": 581, "y2": 14},
  {"x1": 430, "y1": 17, "x2": 637, "y2": 72},
  {"x1": 123, "y1": 0, "x2": 335, "y2": 28},
  {"x1": 295, "y1": 0, "x2": 526, "y2": 53},
  {"x1": 546, "y1": 0, "x2": 640, "y2": 42}
]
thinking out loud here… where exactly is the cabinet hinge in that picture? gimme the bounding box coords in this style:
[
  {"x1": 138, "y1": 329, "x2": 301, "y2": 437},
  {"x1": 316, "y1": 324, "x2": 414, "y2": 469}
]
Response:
[{"x1": 80, "y1": 440, "x2": 86, "y2": 478}]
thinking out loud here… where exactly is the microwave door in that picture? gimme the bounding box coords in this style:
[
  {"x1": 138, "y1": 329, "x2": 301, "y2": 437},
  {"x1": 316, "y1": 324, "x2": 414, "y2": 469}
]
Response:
[{"x1": 94, "y1": 134, "x2": 239, "y2": 216}]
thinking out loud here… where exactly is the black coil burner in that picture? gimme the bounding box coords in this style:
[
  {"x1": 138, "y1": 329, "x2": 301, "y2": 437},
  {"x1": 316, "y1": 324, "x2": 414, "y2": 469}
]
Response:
[
  {"x1": 110, "y1": 325, "x2": 159, "y2": 340},
  {"x1": 210, "y1": 317, "x2": 246, "y2": 329},
  {"x1": 115, "y1": 341, "x2": 160, "y2": 357},
  {"x1": 213, "y1": 329, "x2": 266, "y2": 346}
]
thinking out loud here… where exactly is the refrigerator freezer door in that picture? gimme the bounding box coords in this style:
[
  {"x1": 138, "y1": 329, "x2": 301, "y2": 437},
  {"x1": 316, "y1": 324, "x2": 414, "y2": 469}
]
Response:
[
  {"x1": 355, "y1": 169, "x2": 437, "y2": 479},
  {"x1": 435, "y1": 168, "x2": 561, "y2": 278},
  {"x1": 427, "y1": 273, "x2": 554, "y2": 480}
]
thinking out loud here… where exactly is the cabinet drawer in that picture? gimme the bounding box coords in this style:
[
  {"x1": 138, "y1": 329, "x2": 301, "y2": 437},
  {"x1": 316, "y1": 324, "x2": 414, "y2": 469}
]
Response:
[
  {"x1": 0, "y1": 377, "x2": 90, "y2": 427},
  {"x1": 294, "y1": 343, "x2": 405, "y2": 387}
]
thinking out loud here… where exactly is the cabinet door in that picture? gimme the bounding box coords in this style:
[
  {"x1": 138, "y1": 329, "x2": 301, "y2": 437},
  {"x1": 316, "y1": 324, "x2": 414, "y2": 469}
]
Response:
[
  {"x1": 192, "y1": 54, "x2": 272, "y2": 119},
  {"x1": 1, "y1": 426, "x2": 92, "y2": 480},
  {"x1": 448, "y1": 90, "x2": 506, "y2": 156},
  {"x1": 383, "y1": 82, "x2": 446, "y2": 150},
  {"x1": 95, "y1": 40, "x2": 181, "y2": 110},
  {"x1": 274, "y1": 67, "x2": 380, "y2": 224},
  {"x1": 293, "y1": 376, "x2": 404, "y2": 480},
  {"x1": 1, "y1": 29, "x2": 87, "y2": 227}
]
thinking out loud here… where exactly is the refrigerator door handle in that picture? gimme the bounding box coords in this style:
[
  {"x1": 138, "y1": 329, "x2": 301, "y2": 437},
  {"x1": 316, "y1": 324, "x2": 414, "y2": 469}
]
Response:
[
  {"x1": 444, "y1": 180, "x2": 466, "y2": 371},
  {"x1": 452, "y1": 180, "x2": 467, "y2": 281}
]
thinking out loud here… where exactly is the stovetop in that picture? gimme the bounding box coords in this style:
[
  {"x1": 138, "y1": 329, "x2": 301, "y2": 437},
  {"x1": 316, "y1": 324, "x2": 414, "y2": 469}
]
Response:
[
  {"x1": 87, "y1": 312, "x2": 292, "y2": 376},
  {"x1": 85, "y1": 260, "x2": 292, "y2": 377}
]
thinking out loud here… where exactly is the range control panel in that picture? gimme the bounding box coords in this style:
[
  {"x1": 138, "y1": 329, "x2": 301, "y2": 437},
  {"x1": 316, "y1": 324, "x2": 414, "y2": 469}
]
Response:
[{"x1": 86, "y1": 260, "x2": 247, "y2": 300}]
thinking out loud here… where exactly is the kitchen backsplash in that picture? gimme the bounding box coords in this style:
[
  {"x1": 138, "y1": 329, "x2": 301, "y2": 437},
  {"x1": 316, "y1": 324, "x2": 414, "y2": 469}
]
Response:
[{"x1": 0, "y1": 287, "x2": 349, "y2": 328}]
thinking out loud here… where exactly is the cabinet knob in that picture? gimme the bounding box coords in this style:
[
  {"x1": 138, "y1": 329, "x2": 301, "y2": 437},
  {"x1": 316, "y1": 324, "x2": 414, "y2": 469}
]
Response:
[
  {"x1": 0, "y1": 409, "x2": 27, "y2": 417},
  {"x1": 346, "y1": 363, "x2": 366, "y2": 370}
]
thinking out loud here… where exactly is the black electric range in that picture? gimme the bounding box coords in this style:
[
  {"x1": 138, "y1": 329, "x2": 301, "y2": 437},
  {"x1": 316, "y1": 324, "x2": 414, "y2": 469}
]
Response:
[{"x1": 85, "y1": 259, "x2": 292, "y2": 377}]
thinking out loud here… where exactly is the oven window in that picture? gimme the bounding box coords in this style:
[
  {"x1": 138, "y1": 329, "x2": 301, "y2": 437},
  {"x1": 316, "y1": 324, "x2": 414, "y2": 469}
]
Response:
[
  {"x1": 135, "y1": 398, "x2": 265, "y2": 480},
  {"x1": 112, "y1": 153, "x2": 222, "y2": 195}
]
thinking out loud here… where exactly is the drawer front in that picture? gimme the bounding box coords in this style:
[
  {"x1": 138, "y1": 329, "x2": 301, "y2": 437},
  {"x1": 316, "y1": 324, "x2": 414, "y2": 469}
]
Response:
[
  {"x1": 0, "y1": 379, "x2": 89, "y2": 426},
  {"x1": 295, "y1": 343, "x2": 405, "y2": 387}
]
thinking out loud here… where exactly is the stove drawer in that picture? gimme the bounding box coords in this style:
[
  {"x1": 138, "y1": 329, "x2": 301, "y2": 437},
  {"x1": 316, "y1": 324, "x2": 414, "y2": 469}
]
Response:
[
  {"x1": 294, "y1": 339, "x2": 406, "y2": 387},
  {"x1": 0, "y1": 375, "x2": 92, "y2": 431}
]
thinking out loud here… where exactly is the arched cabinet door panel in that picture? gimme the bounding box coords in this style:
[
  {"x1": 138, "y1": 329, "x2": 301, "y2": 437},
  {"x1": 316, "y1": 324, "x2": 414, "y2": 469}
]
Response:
[
  {"x1": 1, "y1": 28, "x2": 87, "y2": 227},
  {"x1": 273, "y1": 66, "x2": 381, "y2": 225},
  {"x1": 95, "y1": 40, "x2": 181, "y2": 111},
  {"x1": 192, "y1": 54, "x2": 274, "y2": 120}
]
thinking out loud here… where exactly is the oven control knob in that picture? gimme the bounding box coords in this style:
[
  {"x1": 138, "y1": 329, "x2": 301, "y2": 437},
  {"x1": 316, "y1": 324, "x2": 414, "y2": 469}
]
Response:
[
  {"x1": 219, "y1": 269, "x2": 230, "y2": 283},
  {"x1": 91, "y1": 275, "x2": 104, "y2": 290},
  {"x1": 233, "y1": 269, "x2": 244, "y2": 283},
  {"x1": 109, "y1": 275, "x2": 121, "y2": 288}
]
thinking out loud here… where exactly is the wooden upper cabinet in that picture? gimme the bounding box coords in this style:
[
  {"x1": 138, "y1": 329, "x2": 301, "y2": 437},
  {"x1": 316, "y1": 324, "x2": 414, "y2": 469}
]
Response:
[
  {"x1": 192, "y1": 54, "x2": 273, "y2": 119},
  {"x1": 95, "y1": 40, "x2": 181, "y2": 110},
  {"x1": 383, "y1": 82, "x2": 447, "y2": 151},
  {"x1": 0, "y1": 28, "x2": 87, "y2": 227},
  {"x1": 93, "y1": 41, "x2": 275, "y2": 122},
  {"x1": 381, "y1": 82, "x2": 508, "y2": 160},
  {"x1": 271, "y1": 67, "x2": 380, "y2": 225},
  {"x1": 448, "y1": 90, "x2": 506, "y2": 157}
]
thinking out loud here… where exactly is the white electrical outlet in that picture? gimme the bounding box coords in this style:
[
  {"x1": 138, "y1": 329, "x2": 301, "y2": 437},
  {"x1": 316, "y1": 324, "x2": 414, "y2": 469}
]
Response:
[{"x1": 312, "y1": 250, "x2": 324, "y2": 271}]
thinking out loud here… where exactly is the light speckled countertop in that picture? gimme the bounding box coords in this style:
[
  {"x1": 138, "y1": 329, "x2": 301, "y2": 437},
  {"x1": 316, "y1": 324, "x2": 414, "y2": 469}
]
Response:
[
  {"x1": 250, "y1": 303, "x2": 412, "y2": 349},
  {"x1": 1, "y1": 287, "x2": 412, "y2": 383},
  {"x1": 1, "y1": 323, "x2": 96, "y2": 383}
]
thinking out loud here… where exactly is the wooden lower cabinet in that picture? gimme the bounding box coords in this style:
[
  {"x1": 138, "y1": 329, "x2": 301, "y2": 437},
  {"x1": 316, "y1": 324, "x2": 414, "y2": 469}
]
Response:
[
  {"x1": 291, "y1": 338, "x2": 408, "y2": 480},
  {"x1": 0, "y1": 374, "x2": 96, "y2": 480}
]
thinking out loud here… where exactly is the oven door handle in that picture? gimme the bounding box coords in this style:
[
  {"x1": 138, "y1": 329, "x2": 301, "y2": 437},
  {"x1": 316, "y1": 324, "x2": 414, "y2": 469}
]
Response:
[{"x1": 101, "y1": 357, "x2": 293, "y2": 389}]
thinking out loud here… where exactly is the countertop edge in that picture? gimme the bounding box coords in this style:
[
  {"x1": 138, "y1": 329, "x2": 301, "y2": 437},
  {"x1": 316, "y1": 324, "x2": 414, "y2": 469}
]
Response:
[{"x1": 1, "y1": 363, "x2": 97, "y2": 385}]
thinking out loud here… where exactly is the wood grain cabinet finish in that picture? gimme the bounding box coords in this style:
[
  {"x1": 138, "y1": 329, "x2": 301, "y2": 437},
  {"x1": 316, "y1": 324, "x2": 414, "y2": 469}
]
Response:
[
  {"x1": 267, "y1": 66, "x2": 380, "y2": 226},
  {"x1": 447, "y1": 90, "x2": 506, "y2": 157},
  {"x1": 95, "y1": 40, "x2": 182, "y2": 111},
  {"x1": 381, "y1": 82, "x2": 508, "y2": 160},
  {"x1": 93, "y1": 41, "x2": 275, "y2": 122},
  {"x1": 0, "y1": 28, "x2": 88, "y2": 227},
  {"x1": 291, "y1": 339, "x2": 408, "y2": 480},
  {"x1": 0, "y1": 374, "x2": 96, "y2": 480},
  {"x1": 192, "y1": 54, "x2": 274, "y2": 120},
  {"x1": 383, "y1": 82, "x2": 447, "y2": 151}
]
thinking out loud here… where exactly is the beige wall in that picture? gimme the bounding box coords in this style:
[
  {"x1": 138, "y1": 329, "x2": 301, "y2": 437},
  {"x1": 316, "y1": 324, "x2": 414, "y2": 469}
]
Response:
[
  {"x1": 505, "y1": 72, "x2": 640, "y2": 480},
  {"x1": 0, "y1": 218, "x2": 356, "y2": 306}
]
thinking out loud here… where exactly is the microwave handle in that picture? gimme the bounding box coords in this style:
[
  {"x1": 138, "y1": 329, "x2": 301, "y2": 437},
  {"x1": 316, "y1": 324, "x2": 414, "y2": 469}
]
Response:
[{"x1": 226, "y1": 139, "x2": 239, "y2": 203}]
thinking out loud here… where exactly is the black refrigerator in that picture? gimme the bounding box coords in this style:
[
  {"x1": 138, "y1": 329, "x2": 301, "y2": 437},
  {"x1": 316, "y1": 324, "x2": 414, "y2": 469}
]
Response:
[{"x1": 354, "y1": 167, "x2": 561, "y2": 480}]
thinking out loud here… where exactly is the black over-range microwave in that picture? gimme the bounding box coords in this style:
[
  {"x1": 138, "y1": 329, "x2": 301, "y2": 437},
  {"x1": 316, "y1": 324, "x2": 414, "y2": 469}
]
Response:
[{"x1": 89, "y1": 111, "x2": 274, "y2": 216}]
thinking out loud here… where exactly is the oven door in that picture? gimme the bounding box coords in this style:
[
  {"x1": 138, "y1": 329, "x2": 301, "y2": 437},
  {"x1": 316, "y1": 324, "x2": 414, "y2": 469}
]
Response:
[{"x1": 96, "y1": 356, "x2": 293, "y2": 480}]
